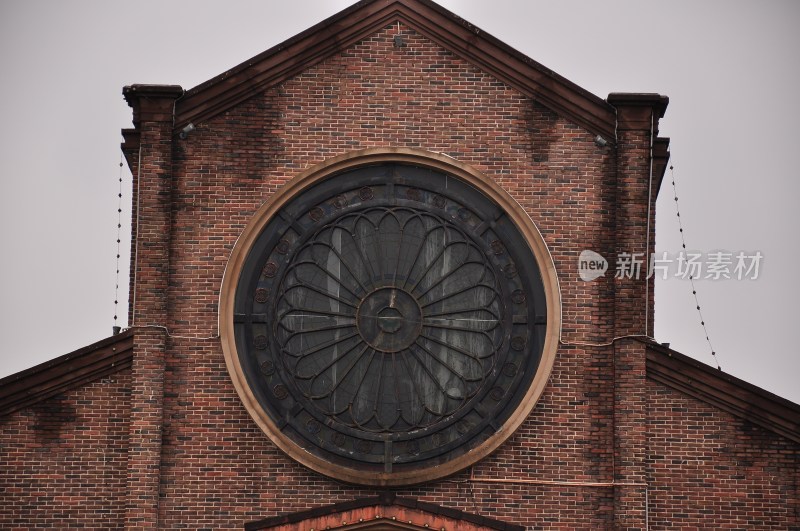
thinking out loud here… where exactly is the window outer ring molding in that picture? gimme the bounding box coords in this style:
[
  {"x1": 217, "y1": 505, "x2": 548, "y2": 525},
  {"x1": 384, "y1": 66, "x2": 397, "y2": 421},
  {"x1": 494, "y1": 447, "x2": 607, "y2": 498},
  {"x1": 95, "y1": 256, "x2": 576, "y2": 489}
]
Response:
[{"x1": 219, "y1": 148, "x2": 561, "y2": 486}]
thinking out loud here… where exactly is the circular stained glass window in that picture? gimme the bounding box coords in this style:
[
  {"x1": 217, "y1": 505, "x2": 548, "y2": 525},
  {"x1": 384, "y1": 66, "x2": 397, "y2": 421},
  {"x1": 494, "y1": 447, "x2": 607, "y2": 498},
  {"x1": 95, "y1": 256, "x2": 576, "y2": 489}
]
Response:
[{"x1": 221, "y1": 150, "x2": 559, "y2": 486}]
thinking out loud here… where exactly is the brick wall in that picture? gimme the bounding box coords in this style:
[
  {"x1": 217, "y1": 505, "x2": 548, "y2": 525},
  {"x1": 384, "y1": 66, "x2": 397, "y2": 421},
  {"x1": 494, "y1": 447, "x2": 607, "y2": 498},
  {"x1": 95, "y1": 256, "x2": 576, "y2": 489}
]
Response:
[
  {"x1": 4, "y1": 16, "x2": 796, "y2": 531},
  {"x1": 150, "y1": 23, "x2": 623, "y2": 529},
  {"x1": 128, "y1": 22, "x2": 800, "y2": 530},
  {"x1": 0, "y1": 370, "x2": 131, "y2": 528},
  {"x1": 646, "y1": 380, "x2": 799, "y2": 529}
]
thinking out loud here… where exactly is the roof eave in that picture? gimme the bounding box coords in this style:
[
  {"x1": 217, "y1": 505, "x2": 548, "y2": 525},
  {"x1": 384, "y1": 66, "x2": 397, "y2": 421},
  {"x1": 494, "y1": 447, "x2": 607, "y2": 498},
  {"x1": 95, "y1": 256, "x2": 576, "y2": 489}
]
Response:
[
  {"x1": 642, "y1": 338, "x2": 800, "y2": 444},
  {"x1": 0, "y1": 330, "x2": 135, "y2": 417}
]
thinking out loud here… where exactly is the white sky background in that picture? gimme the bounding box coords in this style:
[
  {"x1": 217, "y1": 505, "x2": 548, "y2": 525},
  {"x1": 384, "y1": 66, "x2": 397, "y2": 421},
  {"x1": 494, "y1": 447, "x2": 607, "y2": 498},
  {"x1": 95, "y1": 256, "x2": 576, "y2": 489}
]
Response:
[{"x1": 1, "y1": 0, "x2": 798, "y2": 403}]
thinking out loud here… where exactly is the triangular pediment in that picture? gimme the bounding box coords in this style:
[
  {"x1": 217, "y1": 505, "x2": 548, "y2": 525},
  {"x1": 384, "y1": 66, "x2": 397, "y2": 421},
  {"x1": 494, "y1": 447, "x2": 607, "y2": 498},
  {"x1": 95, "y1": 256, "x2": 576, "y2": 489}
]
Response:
[
  {"x1": 245, "y1": 493, "x2": 523, "y2": 530},
  {"x1": 175, "y1": 0, "x2": 615, "y2": 139}
]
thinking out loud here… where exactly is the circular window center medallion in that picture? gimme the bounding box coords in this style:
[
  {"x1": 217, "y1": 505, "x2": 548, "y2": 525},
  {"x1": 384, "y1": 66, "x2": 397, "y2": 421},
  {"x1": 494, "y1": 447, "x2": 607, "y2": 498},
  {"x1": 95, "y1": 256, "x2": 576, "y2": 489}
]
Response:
[
  {"x1": 357, "y1": 288, "x2": 422, "y2": 351},
  {"x1": 220, "y1": 150, "x2": 559, "y2": 486},
  {"x1": 376, "y1": 306, "x2": 403, "y2": 333}
]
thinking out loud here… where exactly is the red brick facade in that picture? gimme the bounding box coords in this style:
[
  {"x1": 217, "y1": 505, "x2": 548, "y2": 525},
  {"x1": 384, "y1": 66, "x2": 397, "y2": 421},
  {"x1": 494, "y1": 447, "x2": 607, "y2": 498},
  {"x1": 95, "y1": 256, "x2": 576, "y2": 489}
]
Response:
[
  {"x1": 0, "y1": 370, "x2": 132, "y2": 528},
  {"x1": 646, "y1": 381, "x2": 799, "y2": 528},
  {"x1": 1, "y1": 1, "x2": 797, "y2": 529}
]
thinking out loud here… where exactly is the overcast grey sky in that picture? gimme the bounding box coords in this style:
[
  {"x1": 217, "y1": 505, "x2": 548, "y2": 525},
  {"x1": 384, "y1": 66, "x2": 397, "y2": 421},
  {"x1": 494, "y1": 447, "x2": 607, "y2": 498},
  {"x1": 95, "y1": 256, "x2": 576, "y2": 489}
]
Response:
[{"x1": 1, "y1": 0, "x2": 798, "y2": 403}]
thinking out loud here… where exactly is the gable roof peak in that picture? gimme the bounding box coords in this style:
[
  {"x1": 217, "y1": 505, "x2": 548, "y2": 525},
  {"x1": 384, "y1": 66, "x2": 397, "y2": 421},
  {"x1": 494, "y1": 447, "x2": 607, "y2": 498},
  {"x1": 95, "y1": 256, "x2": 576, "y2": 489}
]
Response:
[{"x1": 171, "y1": 0, "x2": 617, "y2": 139}]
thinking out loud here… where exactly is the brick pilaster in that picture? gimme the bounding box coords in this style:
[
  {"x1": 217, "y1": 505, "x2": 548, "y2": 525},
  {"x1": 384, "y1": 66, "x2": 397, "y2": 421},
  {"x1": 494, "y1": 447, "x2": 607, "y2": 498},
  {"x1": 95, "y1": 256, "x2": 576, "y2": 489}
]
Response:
[
  {"x1": 122, "y1": 84, "x2": 183, "y2": 529},
  {"x1": 608, "y1": 93, "x2": 668, "y2": 530}
]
